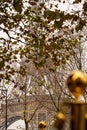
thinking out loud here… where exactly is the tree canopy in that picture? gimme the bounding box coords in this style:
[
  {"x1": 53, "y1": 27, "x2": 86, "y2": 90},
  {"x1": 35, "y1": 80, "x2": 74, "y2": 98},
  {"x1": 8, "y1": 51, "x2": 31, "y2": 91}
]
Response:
[{"x1": 0, "y1": 0, "x2": 87, "y2": 92}]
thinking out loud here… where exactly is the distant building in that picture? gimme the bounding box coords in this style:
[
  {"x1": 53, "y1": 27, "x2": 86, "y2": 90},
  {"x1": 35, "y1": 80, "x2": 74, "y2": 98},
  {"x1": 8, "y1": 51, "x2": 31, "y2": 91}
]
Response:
[{"x1": 0, "y1": 94, "x2": 56, "y2": 130}]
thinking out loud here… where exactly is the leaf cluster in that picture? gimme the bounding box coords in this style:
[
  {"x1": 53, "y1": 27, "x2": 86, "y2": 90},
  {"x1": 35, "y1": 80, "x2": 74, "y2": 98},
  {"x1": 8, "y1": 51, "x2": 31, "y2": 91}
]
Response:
[{"x1": 0, "y1": 0, "x2": 87, "y2": 82}]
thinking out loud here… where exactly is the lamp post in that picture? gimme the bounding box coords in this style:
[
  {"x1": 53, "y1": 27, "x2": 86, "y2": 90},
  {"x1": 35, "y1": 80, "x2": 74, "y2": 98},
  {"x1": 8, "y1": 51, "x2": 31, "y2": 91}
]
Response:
[{"x1": 0, "y1": 89, "x2": 7, "y2": 130}]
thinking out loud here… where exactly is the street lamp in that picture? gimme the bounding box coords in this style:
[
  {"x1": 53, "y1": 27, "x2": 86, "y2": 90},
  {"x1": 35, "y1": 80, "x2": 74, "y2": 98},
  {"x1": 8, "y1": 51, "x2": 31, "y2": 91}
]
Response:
[{"x1": 0, "y1": 89, "x2": 7, "y2": 130}]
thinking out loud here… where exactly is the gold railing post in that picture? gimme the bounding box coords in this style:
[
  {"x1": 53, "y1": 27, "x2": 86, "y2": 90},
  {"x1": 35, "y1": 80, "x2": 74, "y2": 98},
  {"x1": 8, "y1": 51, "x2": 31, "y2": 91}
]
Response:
[
  {"x1": 39, "y1": 121, "x2": 46, "y2": 130},
  {"x1": 66, "y1": 70, "x2": 87, "y2": 130},
  {"x1": 54, "y1": 70, "x2": 87, "y2": 130}
]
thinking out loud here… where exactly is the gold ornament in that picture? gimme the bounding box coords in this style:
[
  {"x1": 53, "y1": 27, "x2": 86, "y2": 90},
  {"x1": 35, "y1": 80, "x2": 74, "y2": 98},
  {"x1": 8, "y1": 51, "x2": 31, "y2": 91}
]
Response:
[
  {"x1": 39, "y1": 121, "x2": 46, "y2": 129},
  {"x1": 66, "y1": 70, "x2": 87, "y2": 101}
]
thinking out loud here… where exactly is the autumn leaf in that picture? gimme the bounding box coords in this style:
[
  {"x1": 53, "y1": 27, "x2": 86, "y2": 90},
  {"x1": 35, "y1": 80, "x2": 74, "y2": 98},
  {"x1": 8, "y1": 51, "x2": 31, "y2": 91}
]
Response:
[{"x1": 54, "y1": 20, "x2": 63, "y2": 29}]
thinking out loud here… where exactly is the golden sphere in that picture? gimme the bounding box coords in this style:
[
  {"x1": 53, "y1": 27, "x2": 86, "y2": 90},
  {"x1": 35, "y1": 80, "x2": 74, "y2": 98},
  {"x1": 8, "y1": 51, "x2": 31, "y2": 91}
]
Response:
[
  {"x1": 66, "y1": 70, "x2": 87, "y2": 98},
  {"x1": 39, "y1": 121, "x2": 46, "y2": 128}
]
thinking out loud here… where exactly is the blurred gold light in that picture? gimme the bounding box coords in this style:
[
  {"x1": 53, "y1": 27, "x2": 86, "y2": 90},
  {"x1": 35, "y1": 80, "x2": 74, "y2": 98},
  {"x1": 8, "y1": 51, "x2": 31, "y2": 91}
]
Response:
[{"x1": 54, "y1": 112, "x2": 65, "y2": 129}]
